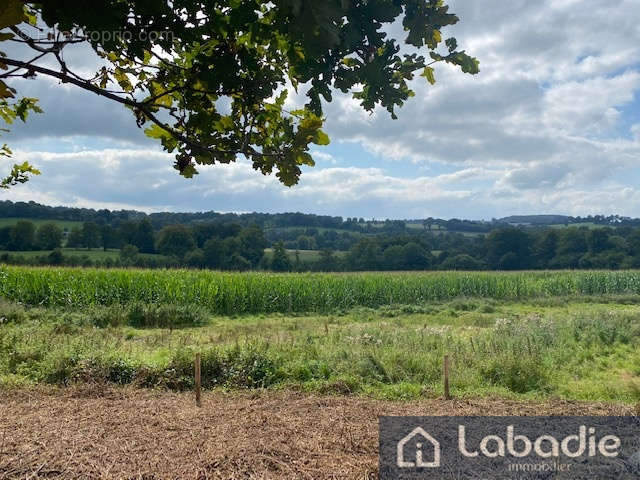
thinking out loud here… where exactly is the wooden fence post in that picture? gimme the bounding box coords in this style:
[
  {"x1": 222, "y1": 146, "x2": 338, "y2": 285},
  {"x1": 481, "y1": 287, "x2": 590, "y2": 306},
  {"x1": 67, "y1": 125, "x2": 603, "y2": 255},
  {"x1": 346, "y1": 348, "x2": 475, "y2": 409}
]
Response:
[
  {"x1": 195, "y1": 353, "x2": 202, "y2": 408},
  {"x1": 443, "y1": 354, "x2": 451, "y2": 400}
]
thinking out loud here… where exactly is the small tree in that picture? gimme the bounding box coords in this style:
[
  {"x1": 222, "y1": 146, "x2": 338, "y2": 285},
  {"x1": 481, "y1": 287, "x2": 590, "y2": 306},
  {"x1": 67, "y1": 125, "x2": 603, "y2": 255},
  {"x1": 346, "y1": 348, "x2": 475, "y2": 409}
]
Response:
[
  {"x1": 66, "y1": 227, "x2": 83, "y2": 248},
  {"x1": 227, "y1": 253, "x2": 252, "y2": 271},
  {"x1": 134, "y1": 219, "x2": 155, "y2": 254},
  {"x1": 402, "y1": 242, "x2": 432, "y2": 270},
  {"x1": 47, "y1": 248, "x2": 64, "y2": 265},
  {"x1": 0, "y1": 226, "x2": 11, "y2": 250},
  {"x1": 36, "y1": 222, "x2": 63, "y2": 250},
  {"x1": 239, "y1": 225, "x2": 267, "y2": 267},
  {"x1": 317, "y1": 249, "x2": 338, "y2": 271},
  {"x1": 9, "y1": 220, "x2": 35, "y2": 250},
  {"x1": 296, "y1": 235, "x2": 314, "y2": 250},
  {"x1": 270, "y1": 242, "x2": 291, "y2": 272},
  {"x1": 119, "y1": 244, "x2": 139, "y2": 262},
  {"x1": 118, "y1": 220, "x2": 138, "y2": 246},
  {"x1": 155, "y1": 225, "x2": 195, "y2": 258},
  {"x1": 203, "y1": 236, "x2": 223, "y2": 269},
  {"x1": 81, "y1": 221, "x2": 102, "y2": 250},
  {"x1": 100, "y1": 224, "x2": 120, "y2": 251},
  {"x1": 383, "y1": 245, "x2": 405, "y2": 270},
  {"x1": 185, "y1": 248, "x2": 205, "y2": 268},
  {"x1": 347, "y1": 239, "x2": 382, "y2": 271}
]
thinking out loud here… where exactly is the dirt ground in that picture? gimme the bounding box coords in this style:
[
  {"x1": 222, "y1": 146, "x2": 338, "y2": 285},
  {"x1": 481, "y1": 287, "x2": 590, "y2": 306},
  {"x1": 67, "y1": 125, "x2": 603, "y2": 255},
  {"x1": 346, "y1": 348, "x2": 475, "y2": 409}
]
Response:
[{"x1": 0, "y1": 387, "x2": 636, "y2": 479}]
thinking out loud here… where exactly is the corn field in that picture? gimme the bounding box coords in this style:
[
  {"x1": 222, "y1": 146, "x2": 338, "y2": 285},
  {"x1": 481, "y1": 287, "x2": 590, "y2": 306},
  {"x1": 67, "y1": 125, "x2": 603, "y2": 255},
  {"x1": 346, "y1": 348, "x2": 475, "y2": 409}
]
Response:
[{"x1": 2, "y1": 266, "x2": 640, "y2": 314}]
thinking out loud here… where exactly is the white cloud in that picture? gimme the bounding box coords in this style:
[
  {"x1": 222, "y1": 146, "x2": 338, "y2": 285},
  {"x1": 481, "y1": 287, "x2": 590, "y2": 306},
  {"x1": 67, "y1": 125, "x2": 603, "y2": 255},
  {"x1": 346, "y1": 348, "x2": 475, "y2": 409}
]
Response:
[
  {"x1": 2, "y1": 0, "x2": 640, "y2": 219},
  {"x1": 308, "y1": 151, "x2": 338, "y2": 165},
  {"x1": 542, "y1": 72, "x2": 640, "y2": 135}
]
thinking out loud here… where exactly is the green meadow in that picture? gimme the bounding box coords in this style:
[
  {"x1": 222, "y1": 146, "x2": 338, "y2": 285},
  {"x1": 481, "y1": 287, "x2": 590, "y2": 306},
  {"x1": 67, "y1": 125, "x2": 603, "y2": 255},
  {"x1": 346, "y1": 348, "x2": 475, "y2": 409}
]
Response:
[{"x1": 0, "y1": 267, "x2": 639, "y2": 403}]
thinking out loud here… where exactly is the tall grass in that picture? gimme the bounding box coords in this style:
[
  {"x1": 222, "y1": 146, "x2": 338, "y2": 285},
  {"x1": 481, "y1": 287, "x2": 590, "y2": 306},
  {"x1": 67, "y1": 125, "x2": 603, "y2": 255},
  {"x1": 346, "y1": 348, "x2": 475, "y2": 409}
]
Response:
[
  {"x1": 3, "y1": 266, "x2": 640, "y2": 314},
  {"x1": 1, "y1": 302, "x2": 639, "y2": 401}
]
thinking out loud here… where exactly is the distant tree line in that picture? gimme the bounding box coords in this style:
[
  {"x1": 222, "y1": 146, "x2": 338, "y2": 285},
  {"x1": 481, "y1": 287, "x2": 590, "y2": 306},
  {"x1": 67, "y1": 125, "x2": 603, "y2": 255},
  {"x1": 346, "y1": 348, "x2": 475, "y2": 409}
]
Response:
[
  {"x1": 0, "y1": 219, "x2": 271, "y2": 271},
  {"x1": 276, "y1": 226, "x2": 640, "y2": 272},
  {"x1": 4, "y1": 222, "x2": 640, "y2": 271},
  {"x1": 3, "y1": 201, "x2": 640, "y2": 272},
  {"x1": 0, "y1": 220, "x2": 65, "y2": 251},
  {"x1": 331, "y1": 226, "x2": 640, "y2": 271},
  {"x1": 4, "y1": 200, "x2": 640, "y2": 236}
]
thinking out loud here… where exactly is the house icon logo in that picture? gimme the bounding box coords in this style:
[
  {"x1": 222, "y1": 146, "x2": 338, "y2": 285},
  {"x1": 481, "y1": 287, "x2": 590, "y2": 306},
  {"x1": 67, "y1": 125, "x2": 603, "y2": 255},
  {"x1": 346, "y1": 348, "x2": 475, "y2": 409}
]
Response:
[{"x1": 397, "y1": 427, "x2": 441, "y2": 468}]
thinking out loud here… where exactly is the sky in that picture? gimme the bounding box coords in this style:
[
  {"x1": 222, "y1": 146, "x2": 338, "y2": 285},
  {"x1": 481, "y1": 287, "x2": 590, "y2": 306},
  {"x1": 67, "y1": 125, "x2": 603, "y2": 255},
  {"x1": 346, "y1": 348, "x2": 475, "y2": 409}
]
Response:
[{"x1": 2, "y1": 0, "x2": 640, "y2": 220}]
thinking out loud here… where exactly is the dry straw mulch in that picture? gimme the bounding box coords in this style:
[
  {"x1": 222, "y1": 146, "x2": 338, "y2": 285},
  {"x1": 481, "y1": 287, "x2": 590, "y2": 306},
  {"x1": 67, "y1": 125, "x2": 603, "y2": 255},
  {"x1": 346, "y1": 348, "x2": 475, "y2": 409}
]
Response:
[{"x1": 0, "y1": 387, "x2": 636, "y2": 479}]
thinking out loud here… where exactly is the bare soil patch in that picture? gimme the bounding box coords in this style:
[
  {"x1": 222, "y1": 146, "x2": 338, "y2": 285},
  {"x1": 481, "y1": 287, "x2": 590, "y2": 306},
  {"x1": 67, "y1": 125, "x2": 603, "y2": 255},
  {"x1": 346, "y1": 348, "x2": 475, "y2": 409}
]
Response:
[{"x1": 0, "y1": 387, "x2": 636, "y2": 479}]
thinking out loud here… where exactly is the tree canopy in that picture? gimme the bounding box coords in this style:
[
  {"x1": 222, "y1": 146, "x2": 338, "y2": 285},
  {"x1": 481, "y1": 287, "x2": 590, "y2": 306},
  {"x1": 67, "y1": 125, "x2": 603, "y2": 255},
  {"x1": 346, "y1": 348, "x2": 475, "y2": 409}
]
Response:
[{"x1": 0, "y1": 0, "x2": 478, "y2": 186}]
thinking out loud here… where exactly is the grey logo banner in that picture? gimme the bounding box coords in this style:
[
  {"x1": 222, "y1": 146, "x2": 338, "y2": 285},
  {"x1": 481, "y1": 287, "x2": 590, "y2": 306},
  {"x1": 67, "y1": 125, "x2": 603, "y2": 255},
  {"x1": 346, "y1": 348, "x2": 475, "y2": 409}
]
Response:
[{"x1": 379, "y1": 416, "x2": 640, "y2": 479}]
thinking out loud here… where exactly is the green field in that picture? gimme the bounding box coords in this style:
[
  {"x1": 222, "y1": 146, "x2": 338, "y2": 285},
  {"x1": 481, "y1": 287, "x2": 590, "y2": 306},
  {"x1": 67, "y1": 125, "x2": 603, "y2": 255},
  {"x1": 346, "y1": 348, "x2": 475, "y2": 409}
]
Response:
[
  {"x1": 4, "y1": 246, "x2": 339, "y2": 264},
  {"x1": 263, "y1": 248, "x2": 347, "y2": 262},
  {"x1": 404, "y1": 222, "x2": 445, "y2": 230},
  {"x1": 1, "y1": 267, "x2": 639, "y2": 403},
  {"x1": 548, "y1": 222, "x2": 611, "y2": 229},
  {"x1": 0, "y1": 217, "x2": 83, "y2": 231},
  {"x1": 0, "y1": 248, "x2": 162, "y2": 260},
  {"x1": 1, "y1": 248, "x2": 121, "y2": 259}
]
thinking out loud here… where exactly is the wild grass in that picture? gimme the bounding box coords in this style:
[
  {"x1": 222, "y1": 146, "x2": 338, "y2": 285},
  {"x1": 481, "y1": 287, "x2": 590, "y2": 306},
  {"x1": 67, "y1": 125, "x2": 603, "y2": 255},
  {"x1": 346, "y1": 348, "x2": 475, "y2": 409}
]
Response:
[{"x1": 1, "y1": 299, "x2": 638, "y2": 403}]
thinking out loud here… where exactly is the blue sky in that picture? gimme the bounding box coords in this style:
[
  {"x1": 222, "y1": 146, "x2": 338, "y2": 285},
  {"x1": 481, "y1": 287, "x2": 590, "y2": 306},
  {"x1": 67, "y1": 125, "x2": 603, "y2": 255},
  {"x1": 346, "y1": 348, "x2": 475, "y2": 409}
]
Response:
[{"x1": 2, "y1": 0, "x2": 640, "y2": 219}]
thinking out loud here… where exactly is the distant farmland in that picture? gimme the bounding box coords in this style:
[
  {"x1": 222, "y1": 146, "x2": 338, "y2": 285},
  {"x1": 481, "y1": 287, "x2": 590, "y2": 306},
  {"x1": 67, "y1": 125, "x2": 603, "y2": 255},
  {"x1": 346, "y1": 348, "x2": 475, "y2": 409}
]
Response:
[
  {"x1": 263, "y1": 248, "x2": 347, "y2": 262},
  {"x1": 0, "y1": 248, "x2": 163, "y2": 260},
  {"x1": 0, "y1": 217, "x2": 83, "y2": 230}
]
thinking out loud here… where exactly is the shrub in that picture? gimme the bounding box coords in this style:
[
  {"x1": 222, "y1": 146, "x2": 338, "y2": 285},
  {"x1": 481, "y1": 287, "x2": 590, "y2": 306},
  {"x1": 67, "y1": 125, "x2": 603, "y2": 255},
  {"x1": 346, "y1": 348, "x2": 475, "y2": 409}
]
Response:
[
  {"x1": 126, "y1": 303, "x2": 208, "y2": 328},
  {"x1": 0, "y1": 301, "x2": 27, "y2": 324},
  {"x1": 480, "y1": 354, "x2": 550, "y2": 393}
]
